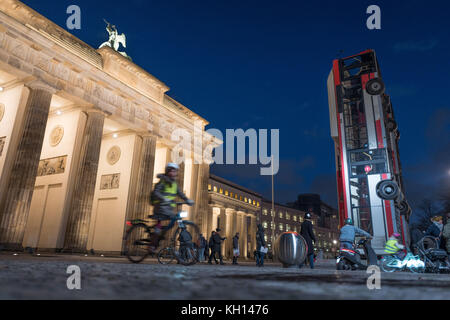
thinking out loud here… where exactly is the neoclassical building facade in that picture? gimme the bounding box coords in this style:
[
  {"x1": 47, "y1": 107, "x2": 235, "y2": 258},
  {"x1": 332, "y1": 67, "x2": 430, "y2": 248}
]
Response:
[
  {"x1": 0, "y1": 0, "x2": 219, "y2": 254},
  {"x1": 207, "y1": 174, "x2": 261, "y2": 259}
]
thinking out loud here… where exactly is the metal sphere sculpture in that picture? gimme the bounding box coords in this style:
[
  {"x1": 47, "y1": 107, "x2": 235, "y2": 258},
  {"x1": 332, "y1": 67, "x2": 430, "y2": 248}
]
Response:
[{"x1": 274, "y1": 231, "x2": 308, "y2": 267}]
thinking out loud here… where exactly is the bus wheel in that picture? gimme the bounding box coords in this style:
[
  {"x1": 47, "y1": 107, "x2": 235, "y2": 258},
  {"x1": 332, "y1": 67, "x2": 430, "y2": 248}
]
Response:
[
  {"x1": 396, "y1": 200, "x2": 410, "y2": 215},
  {"x1": 366, "y1": 78, "x2": 385, "y2": 95},
  {"x1": 376, "y1": 179, "x2": 399, "y2": 200},
  {"x1": 387, "y1": 119, "x2": 398, "y2": 131}
]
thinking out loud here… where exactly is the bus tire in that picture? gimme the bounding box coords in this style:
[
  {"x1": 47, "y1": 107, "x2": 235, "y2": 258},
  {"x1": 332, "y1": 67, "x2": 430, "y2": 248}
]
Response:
[
  {"x1": 366, "y1": 78, "x2": 385, "y2": 95},
  {"x1": 387, "y1": 119, "x2": 398, "y2": 131},
  {"x1": 396, "y1": 200, "x2": 410, "y2": 215},
  {"x1": 376, "y1": 179, "x2": 399, "y2": 200}
]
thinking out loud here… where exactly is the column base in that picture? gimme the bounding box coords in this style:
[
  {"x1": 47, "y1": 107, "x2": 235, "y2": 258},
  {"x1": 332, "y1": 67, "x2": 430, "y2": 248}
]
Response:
[
  {"x1": 60, "y1": 248, "x2": 89, "y2": 254},
  {"x1": 0, "y1": 243, "x2": 24, "y2": 252}
]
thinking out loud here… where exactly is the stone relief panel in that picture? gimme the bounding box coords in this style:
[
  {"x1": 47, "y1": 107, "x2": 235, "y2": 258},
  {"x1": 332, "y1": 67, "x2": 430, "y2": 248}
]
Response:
[
  {"x1": 100, "y1": 173, "x2": 120, "y2": 190},
  {"x1": 49, "y1": 125, "x2": 64, "y2": 147},
  {"x1": 37, "y1": 155, "x2": 67, "y2": 177},
  {"x1": 106, "y1": 145, "x2": 121, "y2": 165},
  {"x1": 0, "y1": 136, "x2": 6, "y2": 157},
  {"x1": 0, "y1": 103, "x2": 5, "y2": 122}
]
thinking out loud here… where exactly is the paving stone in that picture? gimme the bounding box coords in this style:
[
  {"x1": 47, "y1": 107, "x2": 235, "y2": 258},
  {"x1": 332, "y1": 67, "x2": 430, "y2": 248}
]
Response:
[{"x1": 0, "y1": 254, "x2": 449, "y2": 299}]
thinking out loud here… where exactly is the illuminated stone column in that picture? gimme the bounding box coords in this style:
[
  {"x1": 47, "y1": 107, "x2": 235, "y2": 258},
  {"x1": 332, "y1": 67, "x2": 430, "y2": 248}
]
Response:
[
  {"x1": 177, "y1": 161, "x2": 185, "y2": 193},
  {"x1": 127, "y1": 134, "x2": 157, "y2": 221},
  {"x1": 0, "y1": 83, "x2": 53, "y2": 250},
  {"x1": 219, "y1": 206, "x2": 227, "y2": 257},
  {"x1": 121, "y1": 134, "x2": 156, "y2": 253},
  {"x1": 230, "y1": 209, "x2": 238, "y2": 257},
  {"x1": 63, "y1": 110, "x2": 105, "y2": 252},
  {"x1": 237, "y1": 212, "x2": 245, "y2": 259},
  {"x1": 250, "y1": 215, "x2": 257, "y2": 253},
  {"x1": 242, "y1": 214, "x2": 248, "y2": 259},
  {"x1": 193, "y1": 163, "x2": 209, "y2": 234},
  {"x1": 224, "y1": 210, "x2": 232, "y2": 259},
  {"x1": 211, "y1": 207, "x2": 220, "y2": 234}
]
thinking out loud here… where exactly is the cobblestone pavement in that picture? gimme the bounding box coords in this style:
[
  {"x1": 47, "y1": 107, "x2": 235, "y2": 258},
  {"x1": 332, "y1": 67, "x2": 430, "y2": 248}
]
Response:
[{"x1": 0, "y1": 253, "x2": 449, "y2": 300}]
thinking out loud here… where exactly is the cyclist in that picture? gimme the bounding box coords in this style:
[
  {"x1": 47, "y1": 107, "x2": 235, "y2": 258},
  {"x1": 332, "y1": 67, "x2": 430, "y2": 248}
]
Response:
[
  {"x1": 339, "y1": 218, "x2": 372, "y2": 249},
  {"x1": 150, "y1": 162, "x2": 194, "y2": 249},
  {"x1": 384, "y1": 233, "x2": 406, "y2": 260}
]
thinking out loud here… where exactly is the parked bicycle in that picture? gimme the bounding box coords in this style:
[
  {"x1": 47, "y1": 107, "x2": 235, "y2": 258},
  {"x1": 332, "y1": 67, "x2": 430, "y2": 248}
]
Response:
[
  {"x1": 380, "y1": 250, "x2": 425, "y2": 273},
  {"x1": 414, "y1": 236, "x2": 450, "y2": 273},
  {"x1": 124, "y1": 202, "x2": 200, "y2": 265}
]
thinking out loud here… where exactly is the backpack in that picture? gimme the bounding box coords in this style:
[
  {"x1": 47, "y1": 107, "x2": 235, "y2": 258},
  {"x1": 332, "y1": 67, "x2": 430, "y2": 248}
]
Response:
[
  {"x1": 179, "y1": 229, "x2": 192, "y2": 245},
  {"x1": 150, "y1": 189, "x2": 157, "y2": 205}
]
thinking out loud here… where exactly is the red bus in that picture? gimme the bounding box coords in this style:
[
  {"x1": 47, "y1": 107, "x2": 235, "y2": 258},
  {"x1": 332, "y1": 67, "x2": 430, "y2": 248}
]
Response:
[{"x1": 327, "y1": 49, "x2": 411, "y2": 253}]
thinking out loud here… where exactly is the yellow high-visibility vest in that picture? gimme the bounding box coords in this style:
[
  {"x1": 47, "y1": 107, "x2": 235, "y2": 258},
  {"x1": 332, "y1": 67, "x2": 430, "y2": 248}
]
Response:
[
  {"x1": 384, "y1": 239, "x2": 399, "y2": 254},
  {"x1": 153, "y1": 181, "x2": 178, "y2": 207}
]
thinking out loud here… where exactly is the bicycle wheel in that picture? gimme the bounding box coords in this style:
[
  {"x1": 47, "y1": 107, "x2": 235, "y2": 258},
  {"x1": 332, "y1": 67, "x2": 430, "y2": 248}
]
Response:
[
  {"x1": 172, "y1": 221, "x2": 200, "y2": 266},
  {"x1": 380, "y1": 257, "x2": 397, "y2": 272},
  {"x1": 157, "y1": 247, "x2": 175, "y2": 265},
  {"x1": 409, "y1": 265, "x2": 425, "y2": 273},
  {"x1": 124, "y1": 223, "x2": 151, "y2": 263}
]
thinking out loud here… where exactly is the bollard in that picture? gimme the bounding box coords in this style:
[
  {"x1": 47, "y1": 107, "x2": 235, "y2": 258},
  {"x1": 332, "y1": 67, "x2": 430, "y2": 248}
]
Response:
[{"x1": 274, "y1": 232, "x2": 308, "y2": 268}]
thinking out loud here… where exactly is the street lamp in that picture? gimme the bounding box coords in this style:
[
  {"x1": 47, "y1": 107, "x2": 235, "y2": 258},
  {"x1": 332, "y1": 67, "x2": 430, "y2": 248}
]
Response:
[{"x1": 333, "y1": 240, "x2": 337, "y2": 245}]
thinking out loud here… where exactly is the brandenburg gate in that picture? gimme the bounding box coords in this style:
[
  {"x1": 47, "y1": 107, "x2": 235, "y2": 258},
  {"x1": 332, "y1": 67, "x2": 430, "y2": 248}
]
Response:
[{"x1": 0, "y1": 0, "x2": 218, "y2": 254}]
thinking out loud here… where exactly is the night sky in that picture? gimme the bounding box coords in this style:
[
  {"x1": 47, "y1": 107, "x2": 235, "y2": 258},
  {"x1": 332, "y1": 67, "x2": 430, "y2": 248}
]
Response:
[{"x1": 20, "y1": 0, "x2": 450, "y2": 211}]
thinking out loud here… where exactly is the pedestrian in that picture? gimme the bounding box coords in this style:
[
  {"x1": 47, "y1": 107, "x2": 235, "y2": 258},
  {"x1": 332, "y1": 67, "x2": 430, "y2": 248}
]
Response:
[
  {"x1": 256, "y1": 224, "x2": 266, "y2": 267},
  {"x1": 299, "y1": 212, "x2": 316, "y2": 269},
  {"x1": 443, "y1": 213, "x2": 450, "y2": 255},
  {"x1": 208, "y1": 231, "x2": 217, "y2": 264},
  {"x1": 197, "y1": 233, "x2": 207, "y2": 262},
  {"x1": 232, "y1": 232, "x2": 240, "y2": 265},
  {"x1": 208, "y1": 228, "x2": 226, "y2": 265},
  {"x1": 204, "y1": 234, "x2": 210, "y2": 260}
]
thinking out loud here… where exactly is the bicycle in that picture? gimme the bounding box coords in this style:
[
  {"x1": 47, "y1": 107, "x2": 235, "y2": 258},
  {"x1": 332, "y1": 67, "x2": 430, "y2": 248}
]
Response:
[
  {"x1": 124, "y1": 202, "x2": 200, "y2": 266},
  {"x1": 380, "y1": 251, "x2": 425, "y2": 273}
]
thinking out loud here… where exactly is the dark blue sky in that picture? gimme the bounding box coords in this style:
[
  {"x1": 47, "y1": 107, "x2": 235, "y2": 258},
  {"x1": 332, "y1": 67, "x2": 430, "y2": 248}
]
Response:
[{"x1": 22, "y1": 0, "x2": 450, "y2": 209}]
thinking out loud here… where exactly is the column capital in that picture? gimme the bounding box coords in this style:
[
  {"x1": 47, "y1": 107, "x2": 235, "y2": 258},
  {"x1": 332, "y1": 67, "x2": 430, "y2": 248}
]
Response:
[
  {"x1": 24, "y1": 79, "x2": 57, "y2": 94},
  {"x1": 136, "y1": 131, "x2": 159, "y2": 140},
  {"x1": 82, "y1": 107, "x2": 110, "y2": 118}
]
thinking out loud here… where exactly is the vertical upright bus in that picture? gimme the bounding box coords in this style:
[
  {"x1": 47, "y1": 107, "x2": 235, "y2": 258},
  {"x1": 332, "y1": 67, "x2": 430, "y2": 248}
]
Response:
[{"x1": 327, "y1": 49, "x2": 411, "y2": 254}]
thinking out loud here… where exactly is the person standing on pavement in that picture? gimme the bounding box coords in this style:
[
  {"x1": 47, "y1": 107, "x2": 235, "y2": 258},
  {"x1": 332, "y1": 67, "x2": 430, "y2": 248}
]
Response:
[
  {"x1": 197, "y1": 234, "x2": 207, "y2": 262},
  {"x1": 208, "y1": 231, "x2": 217, "y2": 264},
  {"x1": 232, "y1": 232, "x2": 240, "y2": 265},
  {"x1": 256, "y1": 224, "x2": 266, "y2": 267},
  {"x1": 209, "y1": 228, "x2": 226, "y2": 265},
  {"x1": 299, "y1": 212, "x2": 316, "y2": 269}
]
